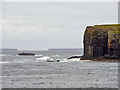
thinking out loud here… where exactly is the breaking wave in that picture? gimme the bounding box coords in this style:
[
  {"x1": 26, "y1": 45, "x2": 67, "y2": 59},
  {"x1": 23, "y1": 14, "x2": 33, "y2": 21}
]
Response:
[
  {"x1": 35, "y1": 55, "x2": 43, "y2": 57},
  {"x1": 0, "y1": 54, "x2": 11, "y2": 56},
  {"x1": 51, "y1": 55, "x2": 60, "y2": 57},
  {"x1": 0, "y1": 61, "x2": 10, "y2": 64},
  {"x1": 59, "y1": 59, "x2": 90, "y2": 62},
  {"x1": 36, "y1": 56, "x2": 52, "y2": 61},
  {"x1": 59, "y1": 58, "x2": 80, "y2": 62}
]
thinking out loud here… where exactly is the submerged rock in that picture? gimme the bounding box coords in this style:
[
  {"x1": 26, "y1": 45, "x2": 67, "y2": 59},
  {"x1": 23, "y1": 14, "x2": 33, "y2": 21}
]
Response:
[
  {"x1": 46, "y1": 58, "x2": 60, "y2": 62},
  {"x1": 46, "y1": 58, "x2": 54, "y2": 62}
]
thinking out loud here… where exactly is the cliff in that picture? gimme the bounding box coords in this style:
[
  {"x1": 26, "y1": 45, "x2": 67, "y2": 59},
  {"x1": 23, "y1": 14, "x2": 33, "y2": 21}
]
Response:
[{"x1": 82, "y1": 24, "x2": 120, "y2": 60}]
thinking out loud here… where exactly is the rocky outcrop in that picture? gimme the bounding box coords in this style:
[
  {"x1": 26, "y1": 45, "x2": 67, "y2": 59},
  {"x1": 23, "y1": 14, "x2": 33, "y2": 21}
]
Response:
[
  {"x1": 67, "y1": 55, "x2": 82, "y2": 59},
  {"x1": 82, "y1": 24, "x2": 120, "y2": 60},
  {"x1": 18, "y1": 53, "x2": 35, "y2": 56}
]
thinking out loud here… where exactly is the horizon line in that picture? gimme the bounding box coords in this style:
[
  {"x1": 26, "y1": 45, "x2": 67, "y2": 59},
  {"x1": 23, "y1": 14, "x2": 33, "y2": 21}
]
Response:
[{"x1": 1, "y1": 48, "x2": 83, "y2": 51}]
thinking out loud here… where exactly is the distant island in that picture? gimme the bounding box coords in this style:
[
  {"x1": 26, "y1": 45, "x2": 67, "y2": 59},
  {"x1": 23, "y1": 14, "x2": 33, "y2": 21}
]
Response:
[
  {"x1": 81, "y1": 24, "x2": 120, "y2": 61},
  {"x1": 0, "y1": 49, "x2": 18, "y2": 51},
  {"x1": 0, "y1": 49, "x2": 18, "y2": 53},
  {"x1": 49, "y1": 48, "x2": 83, "y2": 51}
]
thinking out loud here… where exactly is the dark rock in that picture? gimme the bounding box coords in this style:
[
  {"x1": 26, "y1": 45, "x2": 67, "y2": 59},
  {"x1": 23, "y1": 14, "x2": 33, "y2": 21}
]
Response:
[
  {"x1": 46, "y1": 58, "x2": 60, "y2": 62},
  {"x1": 82, "y1": 24, "x2": 120, "y2": 60},
  {"x1": 67, "y1": 55, "x2": 82, "y2": 59},
  {"x1": 18, "y1": 53, "x2": 35, "y2": 56}
]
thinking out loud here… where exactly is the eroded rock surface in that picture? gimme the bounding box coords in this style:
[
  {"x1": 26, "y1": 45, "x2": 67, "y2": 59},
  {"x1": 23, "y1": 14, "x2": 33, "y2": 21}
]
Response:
[{"x1": 82, "y1": 24, "x2": 120, "y2": 59}]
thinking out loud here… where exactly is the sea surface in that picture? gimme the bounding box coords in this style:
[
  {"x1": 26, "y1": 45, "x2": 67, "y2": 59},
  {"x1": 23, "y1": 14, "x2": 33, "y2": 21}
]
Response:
[{"x1": 0, "y1": 50, "x2": 118, "y2": 88}]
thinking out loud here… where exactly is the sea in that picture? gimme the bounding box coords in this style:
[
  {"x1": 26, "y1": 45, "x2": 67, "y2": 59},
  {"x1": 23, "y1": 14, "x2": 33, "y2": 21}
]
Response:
[{"x1": 0, "y1": 49, "x2": 118, "y2": 88}]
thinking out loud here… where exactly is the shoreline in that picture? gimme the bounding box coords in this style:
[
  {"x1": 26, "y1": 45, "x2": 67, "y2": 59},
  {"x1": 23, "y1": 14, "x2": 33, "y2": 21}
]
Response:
[
  {"x1": 80, "y1": 58, "x2": 120, "y2": 61},
  {"x1": 67, "y1": 56, "x2": 120, "y2": 61}
]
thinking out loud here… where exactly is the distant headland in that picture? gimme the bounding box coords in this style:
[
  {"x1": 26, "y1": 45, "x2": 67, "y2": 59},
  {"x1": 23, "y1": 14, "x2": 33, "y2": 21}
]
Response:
[{"x1": 81, "y1": 24, "x2": 120, "y2": 61}]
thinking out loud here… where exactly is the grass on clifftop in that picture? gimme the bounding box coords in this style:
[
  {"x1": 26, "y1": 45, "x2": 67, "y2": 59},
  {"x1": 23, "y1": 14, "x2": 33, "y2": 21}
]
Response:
[{"x1": 94, "y1": 24, "x2": 120, "y2": 34}]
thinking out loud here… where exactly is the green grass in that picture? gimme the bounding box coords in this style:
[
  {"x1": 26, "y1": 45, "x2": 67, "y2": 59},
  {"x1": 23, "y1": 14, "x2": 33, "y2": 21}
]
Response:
[
  {"x1": 109, "y1": 30, "x2": 120, "y2": 34},
  {"x1": 93, "y1": 24, "x2": 120, "y2": 34}
]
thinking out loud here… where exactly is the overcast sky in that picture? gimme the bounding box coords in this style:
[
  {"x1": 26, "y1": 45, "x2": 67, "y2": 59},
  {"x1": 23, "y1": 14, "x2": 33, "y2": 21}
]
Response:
[{"x1": 1, "y1": 2, "x2": 118, "y2": 50}]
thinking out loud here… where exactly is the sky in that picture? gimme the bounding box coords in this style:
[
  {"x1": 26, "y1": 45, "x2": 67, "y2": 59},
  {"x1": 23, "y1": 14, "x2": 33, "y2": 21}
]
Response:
[{"x1": 1, "y1": 2, "x2": 118, "y2": 50}]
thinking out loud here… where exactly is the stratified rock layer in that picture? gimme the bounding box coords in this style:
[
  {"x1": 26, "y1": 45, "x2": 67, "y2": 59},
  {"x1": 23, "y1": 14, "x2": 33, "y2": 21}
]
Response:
[{"x1": 83, "y1": 24, "x2": 120, "y2": 59}]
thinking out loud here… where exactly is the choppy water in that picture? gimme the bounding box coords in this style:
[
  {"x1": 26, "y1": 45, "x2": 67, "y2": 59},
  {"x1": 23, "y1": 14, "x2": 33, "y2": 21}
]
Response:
[{"x1": 1, "y1": 50, "x2": 118, "y2": 88}]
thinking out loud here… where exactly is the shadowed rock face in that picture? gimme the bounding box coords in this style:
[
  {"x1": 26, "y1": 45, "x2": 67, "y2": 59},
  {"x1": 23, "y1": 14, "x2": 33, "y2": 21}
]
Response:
[{"x1": 83, "y1": 24, "x2": 120, "y2": 59}]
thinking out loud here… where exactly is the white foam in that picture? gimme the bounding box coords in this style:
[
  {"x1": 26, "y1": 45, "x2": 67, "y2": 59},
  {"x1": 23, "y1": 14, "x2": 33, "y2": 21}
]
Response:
[
  {"x1": 59, "y1": 58, "x2": 80, "y2": 62},
  {"x1": 0, "y1": 61, "x2": 9, "y2": 64},
  {"x1": 13, "y1": 61, "x2": 27, "y2": 63},
  {"x1": 0, "y1": 54, "x2": 10, "y2": 56},
  {"x1": 16, "y1": 55, "x2": 35, "y2": 57},
  {"x1": 35, "y1": 55, "x2": 43, "y2": 57},
  {"x1": 59, "y1": 58, "x2": 90, "y2": 62},
  {"x1": 81, "y1": 60, "x2": 90, "y2": 61},
  {"x1": 71, "y1": 55, "x2": 81, "y2": 56},
  {"x1": 46, "y1": 58, "x2": 55, "y2": 62},
  {"x1": 51, "y1": 55, "x2": 60, "y2": 57},
  {"x1": 36, "y1": 56, "x2": 51, "y2": 61}
]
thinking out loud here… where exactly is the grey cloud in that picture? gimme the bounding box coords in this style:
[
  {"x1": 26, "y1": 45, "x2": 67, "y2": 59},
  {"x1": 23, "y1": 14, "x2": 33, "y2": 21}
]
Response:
[{"x1": 2, "y1": 2, "x2": 118, "y2": 50}]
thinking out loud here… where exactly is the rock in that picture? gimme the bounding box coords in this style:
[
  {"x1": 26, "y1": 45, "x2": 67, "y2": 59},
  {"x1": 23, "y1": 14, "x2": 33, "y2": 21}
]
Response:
[
  {"x1": 56, "y1": 59, "x2": 60, "y2": 62},
  {"x1": 46, "y1": 58, "x2": 54, "y2": 62},
  {"x1": 46, "y1": 58, "x2": 60, "y2": 62},
  {"x1": 82, "y1": 24, "x2": 120, "y2": 59},
  {"x1": 67, "y1": 55, "x2": 82, "y2": 59},
  {"x1": 18, "y1": 53, "x2": 35, "y2": 56}
]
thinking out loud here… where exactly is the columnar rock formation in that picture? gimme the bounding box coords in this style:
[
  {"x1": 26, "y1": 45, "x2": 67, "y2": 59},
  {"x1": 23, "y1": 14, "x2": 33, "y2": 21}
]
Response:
[{"x1": 83, "y1": 24, "x2": 120, "y2": 59}]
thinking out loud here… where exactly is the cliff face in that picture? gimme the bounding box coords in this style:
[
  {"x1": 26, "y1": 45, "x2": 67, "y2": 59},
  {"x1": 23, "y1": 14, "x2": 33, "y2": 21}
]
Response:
[{"x1": 83, "y1": 24, "x2": 120, "y2": 59}]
